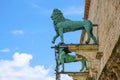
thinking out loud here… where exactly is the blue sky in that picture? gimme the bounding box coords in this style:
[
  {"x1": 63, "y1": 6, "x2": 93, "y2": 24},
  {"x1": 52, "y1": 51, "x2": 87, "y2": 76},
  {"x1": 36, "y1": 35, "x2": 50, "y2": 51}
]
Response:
[{"x1": 0, "y1": 0, "x2": 84, "y2": 80}]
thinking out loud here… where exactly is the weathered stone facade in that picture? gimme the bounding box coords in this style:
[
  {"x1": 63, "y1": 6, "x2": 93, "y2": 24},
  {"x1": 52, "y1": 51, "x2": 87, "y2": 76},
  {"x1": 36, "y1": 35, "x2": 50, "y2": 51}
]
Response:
[
  {"x1": 79, "y1": 0, "x2": 120, "y2": 80},
  {"x1": 99, "y1": 37, "x2": 120, "y2": 80}
]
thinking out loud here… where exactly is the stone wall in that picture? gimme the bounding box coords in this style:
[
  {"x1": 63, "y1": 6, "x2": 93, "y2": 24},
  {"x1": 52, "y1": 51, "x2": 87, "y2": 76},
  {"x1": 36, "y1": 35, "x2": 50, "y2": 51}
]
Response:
[
  {"x1": 81, "y1": 0, "x2": 120, "y2": 79},
  {"x1": 99, "y1": 36, "x2": 120, "y2": 80}
]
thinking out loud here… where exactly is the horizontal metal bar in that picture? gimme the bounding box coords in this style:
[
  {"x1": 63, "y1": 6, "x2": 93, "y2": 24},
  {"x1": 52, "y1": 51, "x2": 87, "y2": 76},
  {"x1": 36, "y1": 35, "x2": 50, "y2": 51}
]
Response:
[{"x1": 58, "y1": 72, "x2": 89, "y2": 74}]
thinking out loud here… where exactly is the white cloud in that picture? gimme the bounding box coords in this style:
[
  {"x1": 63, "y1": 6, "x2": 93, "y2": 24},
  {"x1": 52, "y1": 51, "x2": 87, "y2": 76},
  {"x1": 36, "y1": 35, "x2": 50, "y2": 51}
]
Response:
[
  {"x1": 63, "y1": 6, "x2": 84, "y2": 15},
  {"x1": 0, "y1": 52, "x2": 73, "y2": 80},
  {"x1": 12, "y1": 30, "x2": 24, "y2": 35},
  {"x1": 61, "y1": 74, "x2": 73, "y2": 80},
  {"x1": 12, "y1": 52, "x2": 32, "y2": 67},
  {"x1": 0, "y1": 48, "x2": 10, "y2": 52},
  {"x1": 0, "y1": 52, "x2": 54, "y2": 80}
]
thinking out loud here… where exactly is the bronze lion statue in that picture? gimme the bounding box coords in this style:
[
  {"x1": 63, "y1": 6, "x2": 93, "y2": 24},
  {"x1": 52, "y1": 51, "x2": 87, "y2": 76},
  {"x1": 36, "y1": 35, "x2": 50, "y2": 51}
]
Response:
[{"x1": 51, "y1": 9, "x2": 97, "y2": 44}]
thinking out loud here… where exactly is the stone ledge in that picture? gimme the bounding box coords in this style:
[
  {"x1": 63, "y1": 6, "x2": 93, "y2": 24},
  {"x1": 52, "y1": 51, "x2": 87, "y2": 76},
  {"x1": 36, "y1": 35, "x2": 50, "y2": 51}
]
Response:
[
  {"x1": 67, "y1": 72, "x2": 89, "y2": 80},
  {"x1": 68, "y1": 44, "x2": 98, "y2": 52}
]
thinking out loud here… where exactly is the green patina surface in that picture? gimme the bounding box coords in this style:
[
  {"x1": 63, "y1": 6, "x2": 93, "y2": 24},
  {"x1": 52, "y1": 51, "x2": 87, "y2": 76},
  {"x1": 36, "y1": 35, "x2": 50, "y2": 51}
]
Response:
[
  {"x1": 57, "y1": 48, "x2": 88, "y2": 72},
  {"x1": 51, "y1": 9, "x2": 97, "y2": 44}
]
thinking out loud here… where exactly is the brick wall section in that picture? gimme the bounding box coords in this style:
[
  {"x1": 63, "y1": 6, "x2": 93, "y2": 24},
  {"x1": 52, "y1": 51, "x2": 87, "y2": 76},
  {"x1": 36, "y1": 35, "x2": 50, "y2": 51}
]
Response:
[{"x1": 82, "y1": 0, "x2": 120, "y2": 79}]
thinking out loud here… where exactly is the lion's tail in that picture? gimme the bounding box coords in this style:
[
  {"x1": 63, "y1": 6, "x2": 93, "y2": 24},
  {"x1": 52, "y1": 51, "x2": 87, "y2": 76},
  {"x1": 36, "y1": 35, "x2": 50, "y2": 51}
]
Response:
[
  {"x1": 88, "y1": 20, "x2": 93, "y2": 36},
  {"x1": 90, "y1": 28, "x2": 93, "y2": 36}
]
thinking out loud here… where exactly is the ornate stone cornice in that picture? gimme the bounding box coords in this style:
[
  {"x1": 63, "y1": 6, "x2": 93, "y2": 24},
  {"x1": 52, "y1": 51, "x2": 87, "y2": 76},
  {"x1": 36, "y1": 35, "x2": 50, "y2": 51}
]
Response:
[{"x1": 98, "y1": 37, "x2": 120, "y2": 80}]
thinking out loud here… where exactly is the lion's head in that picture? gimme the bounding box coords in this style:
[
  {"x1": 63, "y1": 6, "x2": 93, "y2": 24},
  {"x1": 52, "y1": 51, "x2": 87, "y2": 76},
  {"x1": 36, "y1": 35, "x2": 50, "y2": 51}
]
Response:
[{"x1": 51, "y1": 9, "x2": 65, "y2": 25}]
